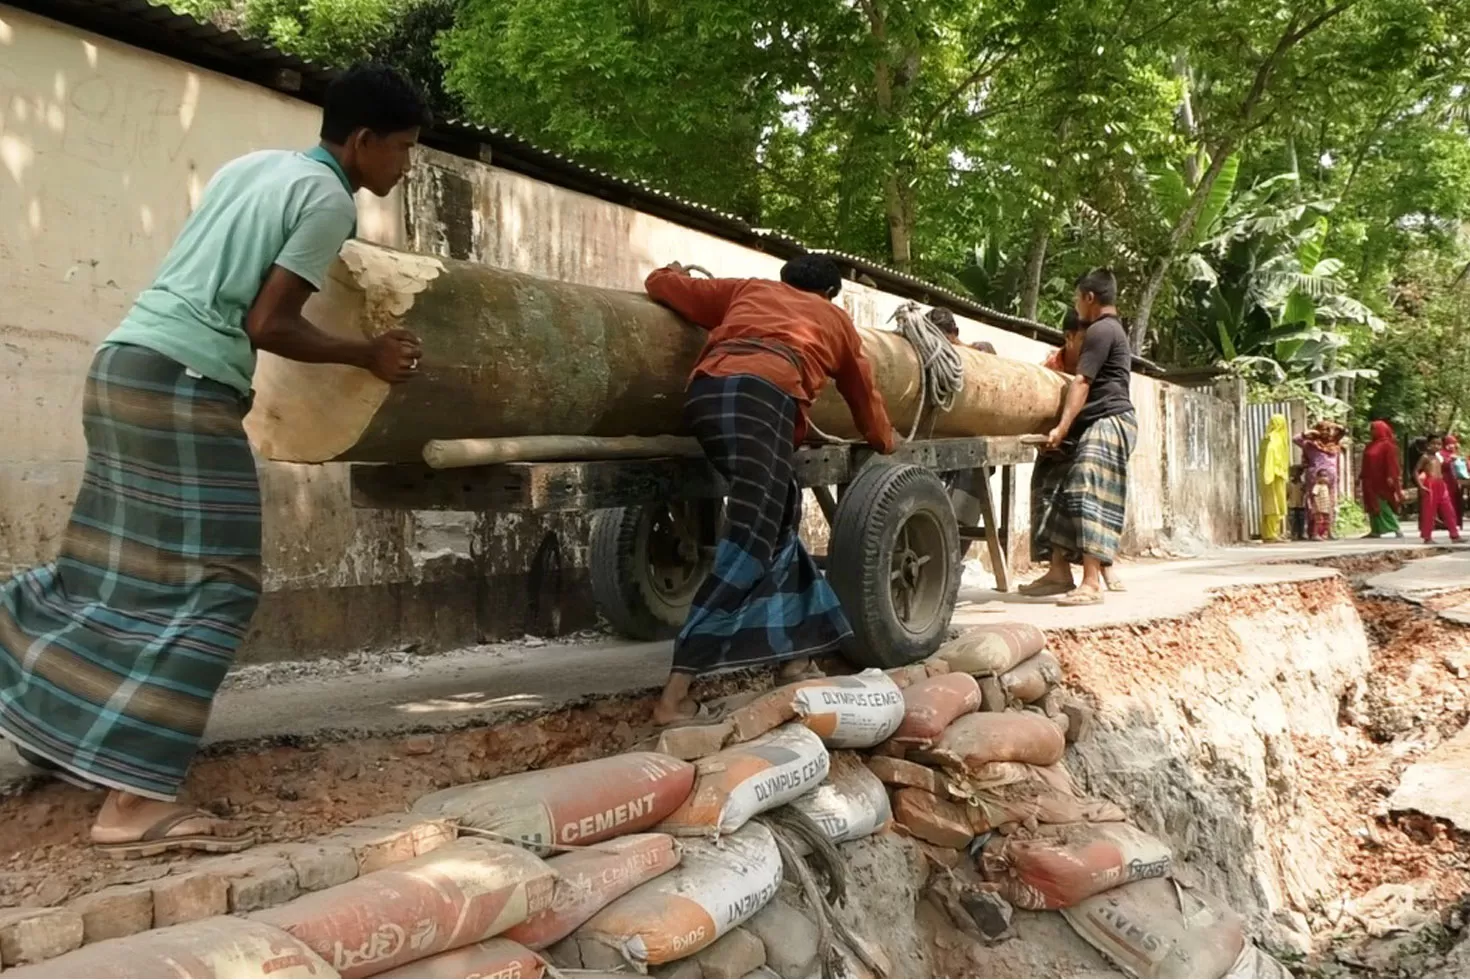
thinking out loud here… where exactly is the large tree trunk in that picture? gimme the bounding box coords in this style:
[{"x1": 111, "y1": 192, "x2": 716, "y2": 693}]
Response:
[{"x1": 245, "y1": 242, "x2": 1069, "y2": 463}]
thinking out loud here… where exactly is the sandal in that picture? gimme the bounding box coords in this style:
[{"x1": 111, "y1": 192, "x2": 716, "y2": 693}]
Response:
[
  {"x1": 1019, "y1": 579, "x2": 1074, "y2": 598},
  {"x1": 93, "y1": 809, "x2": 255, "y2": 859},
  {"x1": 1056, "y1": 589, "x2": 1105, "y2": 607}
]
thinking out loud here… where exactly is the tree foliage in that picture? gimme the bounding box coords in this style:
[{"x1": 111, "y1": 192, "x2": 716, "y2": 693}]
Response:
[{"x1": 171, "y1": 0, "x2": 1470, "y2": 423}]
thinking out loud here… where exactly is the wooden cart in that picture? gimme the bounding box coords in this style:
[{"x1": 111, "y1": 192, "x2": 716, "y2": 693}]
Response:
[{"x1": 350, "y1": 436, "x2": 1034, "y2": 668}]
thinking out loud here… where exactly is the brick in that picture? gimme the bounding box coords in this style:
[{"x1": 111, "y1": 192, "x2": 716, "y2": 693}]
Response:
[
  {"x1": 267, "y1": 842, "x2": 359, "y2": 892},
  {"x1": 977, "y1": 675, "x2": 1006, "y2": 712},
  {"x1": 654, "y1": 719, "x2": 734, "y2": 760},
  {"x1": 150, "y1": 872, "x2": 228, "y2": 927},
  {"x1": 68, "y1": 885, "x2": 153, "y2": 943},
  {"x1": 914, "y1": 842, "x2": 964, "y2": 870},
  {"x1": 695, "y1": 927, "x2": 766, "y2": 978},
  {"x1": 891, "y1": 788, "x2": 974, "y2": 850},
  {"x1": 652, "y1": 958, "x2": 704, "y2": 978},
  {"x1": 1060, "y1": 699, "x2": 1095, "y2": 744},
  {"x1": 884, "y1": 664, "x2": 929, "y2": 689},
  {"x1": 867, "y1": 756, "x2": 947, "y2": 796},
  {"x1": 729, "y1": 688, "x2": 798, "y2": 742},
  {"x1": 0, "y1": 908, "x2": 84, "y2": 966},
  {"x1": 870, "y1": 738, "x2": 908, "y2": 759},
  {"x1": 325, "y1": 814, "x2": 455, "y2": 873},
  {"x1": 195, "y1": 854, "x2": 301, "y2": 913}
]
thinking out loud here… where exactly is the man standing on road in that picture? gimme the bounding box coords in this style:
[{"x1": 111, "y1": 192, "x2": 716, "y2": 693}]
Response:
[
  {"x1": 1021, "y1": 268, "x2": 1138, "y2": 606},
  {"x1": 0, "y1": 65, "x2": 430, "y2": 857},
  {"x1": 645, "y1": 256, "x2": 898, "y2": 725}
]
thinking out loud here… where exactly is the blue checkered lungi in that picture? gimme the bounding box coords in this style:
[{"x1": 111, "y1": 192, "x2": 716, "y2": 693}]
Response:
[
  {"x1": 673, "y1": 374, "x2": 851, "y2": 675},
  {"x1": 0, "y1": 344, "x2": 262, "y2": 800}
]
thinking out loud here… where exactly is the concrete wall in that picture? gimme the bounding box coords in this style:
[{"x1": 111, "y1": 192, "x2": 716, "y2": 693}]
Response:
[{"x1": 0, "y1": 5, "x2": 1239, "y2": 662}]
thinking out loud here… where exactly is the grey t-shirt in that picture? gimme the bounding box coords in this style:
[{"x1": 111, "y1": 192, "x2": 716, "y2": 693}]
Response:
[{"x1": 1074, "y1": 315, "x2": 1134, "y2": 430}]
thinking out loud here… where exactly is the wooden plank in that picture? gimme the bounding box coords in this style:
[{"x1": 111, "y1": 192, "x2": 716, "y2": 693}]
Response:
[
  {"x1": 351, "y1": 436, "x2": 1034, "y2": 513},
  {"x1": 974, "y1": 464, "x2": 1012, "y2": 592}
]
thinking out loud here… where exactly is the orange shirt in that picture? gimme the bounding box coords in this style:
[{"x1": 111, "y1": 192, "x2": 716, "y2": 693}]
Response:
[{"x1": 645, "y1": 267, "x2": 896, "y2": 451}]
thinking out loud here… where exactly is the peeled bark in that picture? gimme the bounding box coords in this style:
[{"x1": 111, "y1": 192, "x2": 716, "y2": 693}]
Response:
[{"x1": 245, "y1": 242, "x2": 1068, "y2": 464}]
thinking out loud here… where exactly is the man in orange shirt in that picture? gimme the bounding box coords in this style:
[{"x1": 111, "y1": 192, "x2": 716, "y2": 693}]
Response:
[{"x1": 645, "y1": 255, "x2": 898, "y2": 724}]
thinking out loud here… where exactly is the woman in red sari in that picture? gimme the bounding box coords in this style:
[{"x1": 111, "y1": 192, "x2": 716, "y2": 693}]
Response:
[
  {"x1": 1440, "y1": 435, "x2": 1465, "y2": 532},
  {"x1": 1360, "y1": 420, "x2": 1403, "y2": 538}
]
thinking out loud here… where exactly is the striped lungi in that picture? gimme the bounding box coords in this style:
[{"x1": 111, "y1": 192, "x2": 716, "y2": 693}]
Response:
[
  {"x1": 673, "y1": 374, "x2": 851, "y2": 675},
  {"x1": 0, "y1": 344, "x2": 262, "y2": 800},
  {"x1": 1032, "y1": 411, "x2": 1137, "y2": 564}
]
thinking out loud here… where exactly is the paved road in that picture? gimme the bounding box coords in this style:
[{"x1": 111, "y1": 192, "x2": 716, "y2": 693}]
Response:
[{"x1": 3, "y1": 538, "x2": 1464, "y2": 791}]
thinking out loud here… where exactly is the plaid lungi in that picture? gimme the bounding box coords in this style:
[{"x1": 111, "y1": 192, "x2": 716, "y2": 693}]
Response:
[
  {"x1": 1032, "y1": 411, "x2": 1137, "y2": 565},
  {"x1": 673, "y1": 374, "x2": 851, "y2": 675},
  {"x1": 0, "y1": 344, "x2": 262, "y2": 800}
]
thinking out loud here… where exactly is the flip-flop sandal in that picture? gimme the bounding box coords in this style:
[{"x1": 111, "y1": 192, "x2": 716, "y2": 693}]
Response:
[
  {"x1": 93, "y1": 810, "x2": 255, "y2": 859},
  {"x1": 1104, "y1": 579, "x2": 1128, "y2": 593},
  {"x1": 1019, "y1": 580, "x2": 1073, "y2": 597},
  {"x1": 1056, "y1": 590, "x2": 1104, "y2": 607}
]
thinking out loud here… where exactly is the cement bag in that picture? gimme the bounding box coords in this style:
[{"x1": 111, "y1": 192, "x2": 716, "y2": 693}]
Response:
[
  {"x1": 1061, "y1": 878, "x2": 1246, "y2": 979},
  {"x1": 951, "y1": 763, "x2": 1125, "y2": 832},
  {"x1": 999, "y1": 651, "x2": 1062, "y2": 704},
  {"x1": 1225, "y1": 944, "x2": 1293, "y2": 979},
  {"x1": 412, "y1": 753, "x2": 694, "y2": 853},
  {"x1": 659, "y1": 724, "x2": 829, "y2": 837},
  {"x1": 253, "y1": 839, "x2": 555, "y2": 978},
  {"x1": 576, "y1": 822, "x2": 783, "y2": 967},
  {"x1": 893, "y1": 673, "x2": 982, "y2": 745},
  {"x1": 3, "y1": 917, "x2": 337, "y2": 979},
  {"x1": 934, "y1": 623, "x2": 1045, "y2": 676},
  {"x1": 504, "y1": 834, "x2": 682, "y2": 949},
  {"x1": 375, "y1": 938, "x2": 544, "y2": 979},
  {"x1": 916, "y1": 710, "x2": 1065, "y2": 771},
  {"x1": 979, "y1": 822, "x2": 1172, "y2": 910},
  {"x1": 789, "y1": 751, "x2": 892, "y2": 844},
  {"x1": 791, "y1": 669, "x2": 905, "y2": 748}
]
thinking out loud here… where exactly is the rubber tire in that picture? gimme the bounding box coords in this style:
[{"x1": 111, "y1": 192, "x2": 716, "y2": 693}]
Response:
[
  {"x1": 590, "y1": 505, "x2": 708, "y2": 641},
  {"x1": 827, "y1": 463, "x2": 961, "y2": 669}
]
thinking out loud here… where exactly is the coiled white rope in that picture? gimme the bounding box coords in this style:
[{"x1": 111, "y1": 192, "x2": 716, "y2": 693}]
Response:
[{"x1": 891, "y1": 300, "x2": 964, "y2": 440}]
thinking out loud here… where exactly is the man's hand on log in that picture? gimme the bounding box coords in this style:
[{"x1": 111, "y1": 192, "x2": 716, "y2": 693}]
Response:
[
  {"x1": 1044, "y1": 425, "x2": 1067, "y2": 451},
  {"x1": 368, "y1": 329, "x2": 423, "y2": 383}
]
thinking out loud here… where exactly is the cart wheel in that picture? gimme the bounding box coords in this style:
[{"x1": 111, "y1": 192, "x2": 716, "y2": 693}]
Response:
[
  {"x1": 827, "y1": 463, "x2": 960, "y2": 668},
  {"x1": 590, "y1": 502, "x2": 716, "y2": 641}
]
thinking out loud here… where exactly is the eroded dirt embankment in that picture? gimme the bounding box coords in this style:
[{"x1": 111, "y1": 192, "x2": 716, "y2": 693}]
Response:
[{"x1": 3, "y1": 561, "x2": 1468, "y2": 979}]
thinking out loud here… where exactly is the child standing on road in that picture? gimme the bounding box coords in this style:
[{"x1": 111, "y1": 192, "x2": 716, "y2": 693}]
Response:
[
  {"x1": 1417, "y1": 435, "x2": 1464, "y2": 544},
  {"x1": 1287, "y1": 465, "x2": 1307, "y2": 541},
  {"x1": 1309, "y1": 471, "x2": 1335, "y2": 541}
]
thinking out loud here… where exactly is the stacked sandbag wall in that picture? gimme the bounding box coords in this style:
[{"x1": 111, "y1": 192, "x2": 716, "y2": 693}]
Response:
[{"x1": 0, "y1": 625, "x2": 1289, "y2": 980}]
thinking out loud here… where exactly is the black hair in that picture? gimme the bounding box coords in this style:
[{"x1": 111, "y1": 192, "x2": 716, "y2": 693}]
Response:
[
  {"x1": 928, "y1": 307, "x2": 958, "y2": 337},
  {"x1": 1075, "y1": 267, "x2": 1118, "y2": 307},
  {"x1": 971, "y1": 341, "x2": 997, "y2": 354},
  {"x1": 780, "y1": 254, "x2": 843, "y2": 298},
  {"x1": 321, "y1": 64, "x2": 433, "y2": 144},
  {"x1": 1062, "y1": 308, "x2": 1084, "y2": 333}
]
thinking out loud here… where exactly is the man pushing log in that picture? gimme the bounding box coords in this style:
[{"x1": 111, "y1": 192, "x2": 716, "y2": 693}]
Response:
[
  {"x1": 0, "y1": 66, "x2": 430, "y2": 856},
  {"x1": 644, "y1": 256, "x2": 899, "y2": 725}
]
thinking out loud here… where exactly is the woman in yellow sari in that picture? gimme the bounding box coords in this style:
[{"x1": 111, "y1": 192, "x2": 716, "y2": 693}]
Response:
[{"x1": 1258, "y1": 415, "x2": 1291, "y2": 542}]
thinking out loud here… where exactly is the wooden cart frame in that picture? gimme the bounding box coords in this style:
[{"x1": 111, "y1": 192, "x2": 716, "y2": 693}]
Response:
[{"x1": 351, "y1": 436, "x2": 1033, "y2": 668}]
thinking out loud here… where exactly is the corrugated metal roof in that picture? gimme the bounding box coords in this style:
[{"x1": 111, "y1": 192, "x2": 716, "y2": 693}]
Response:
[{"x1": 10, "y1": 0, "x2": 1167, "y2": 373}]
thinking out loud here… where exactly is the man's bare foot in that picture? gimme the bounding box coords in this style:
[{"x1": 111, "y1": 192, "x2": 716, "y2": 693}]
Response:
[
  {"x1": 652, "y1": 697, "x2": 700, "y2": 726},
  {"x1": 90, "y1": 791, "x2": 252, "y2": 857},
  {"x1": 777, "y1": 657, "x2": 821, "y2": 682},
  {"x1": 1056, "y1": 586, "x2": 1105, "y2": 607},
  {"x1": 1102, "y1": 566, "x2": 1126, "y2": 592}
]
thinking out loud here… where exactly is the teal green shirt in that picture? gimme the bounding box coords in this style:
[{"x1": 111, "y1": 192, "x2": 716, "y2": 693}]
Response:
[{"x1": 105, "y1": 146, "x2": 358, "y2": 394}]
